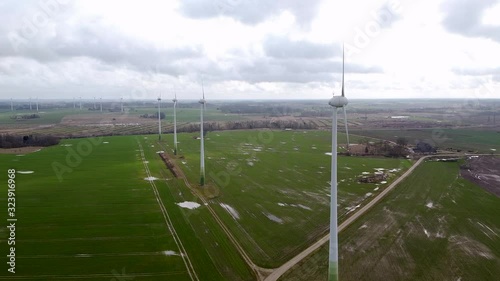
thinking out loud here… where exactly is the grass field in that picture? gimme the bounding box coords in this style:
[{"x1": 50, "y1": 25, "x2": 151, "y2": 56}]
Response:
[
  {"x1": 280, "y1": 160, "x2": 500, "y2": 281},
  {"x1": 161, "y1": 130, "x2": 412, "y2": 268},
  {"x1": 351, "y1": 128, "x2": 500, "y2": 153},
  {"x1": 0, "y1": 135, "x2": 253, "y2": 280}
]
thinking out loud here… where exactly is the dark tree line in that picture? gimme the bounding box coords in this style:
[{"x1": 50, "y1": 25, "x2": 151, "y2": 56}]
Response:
[
  {"x1": 0, "y1": 134, "x2": 60, "y2": 148},
  {"x1": 10, "y1": 114, "x2": 40, "y2": 120}
]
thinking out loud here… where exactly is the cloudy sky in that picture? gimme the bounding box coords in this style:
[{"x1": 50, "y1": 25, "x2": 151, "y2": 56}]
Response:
[{"x1": 0, "y1": 0, "x2": 499, "y2": 100}]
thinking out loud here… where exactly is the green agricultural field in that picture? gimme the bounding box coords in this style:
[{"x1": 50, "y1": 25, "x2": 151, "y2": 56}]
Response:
[
  {"x1": 0, "y1": 135, "x2": 253, "y2": 280},
  {"x1": 281, "y1": 160, "x2": 500, "y2": 281},
  {"x1": 161, "y1": 130, "x2": 412, "y2": 268},
  {"x1": 0, "y1": 108, "x2": 94, "y2": 125},
  {"x1": 351, "y1": 128, "x2": 500, "y2": 153}
]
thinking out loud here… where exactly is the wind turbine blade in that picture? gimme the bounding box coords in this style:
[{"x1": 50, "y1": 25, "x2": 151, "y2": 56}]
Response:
[
  {"x1": 343, "y1": 106, "x2": 350, "y2": 152},
  {"x1": 341, "y1": 44, "x2": 345, "y2": 97}
]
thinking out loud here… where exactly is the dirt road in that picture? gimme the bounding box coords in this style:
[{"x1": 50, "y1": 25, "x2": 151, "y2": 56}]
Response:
[{"x1": 264, "y1": 155, "x2": 431, "y2": 281}]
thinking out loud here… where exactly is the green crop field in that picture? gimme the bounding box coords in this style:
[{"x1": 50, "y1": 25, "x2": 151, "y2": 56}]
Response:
[
  {"x1": 351, "y1": 128, "x2": 500, "y2": 153},
  {"x1": 0, "y1": 135, "x2": 253, "y2": 280},
  {"x1": 281, "y1": 160, "x2": 500, "y2": 281},
  {"x1": 160, "y1": 130, "x2": 412, "y2": 268}
]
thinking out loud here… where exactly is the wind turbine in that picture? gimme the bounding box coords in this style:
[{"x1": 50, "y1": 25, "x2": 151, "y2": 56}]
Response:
[
  {"x1": 327, "y1": 46, "x2": 349, "y2": 281},
  {"x1": 172, "y1": 90, "x2": 178, "y2": 155},
  {"x1": 10, "y1": 98, "x2": 13, "y2": 111},
  {"x1": 93, "y1": 97, "x2": 96, "y2": 110},
  {"x1": 36, "y1": 97, "x2": 39, "y2": 112},
  {"x1": 79, "y1": 97, "x2": 82, "y2": 110},
  {"x1": 157, "y1": 94, "x2": 162, "y2": 141},
  {"x1": 120, "y1": 97, "x2": 123, "y2": 112},
  {"x1": 100, "y1": 97, "x2": 102, "y2": 112},
  {"x1": 199, "y1": 80, "x2": 206, "y2": 186},
  {"x1": 73, "y1": 97, "x2": 76, "y2": 110},
  {"x1": 29, "y1": 97, "x2": 32, "y2": 111}
]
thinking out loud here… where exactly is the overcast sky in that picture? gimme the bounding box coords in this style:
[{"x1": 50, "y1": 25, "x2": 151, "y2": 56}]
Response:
[{"x1": 0, "y1": 0, "x2": 499, "y2": 100}]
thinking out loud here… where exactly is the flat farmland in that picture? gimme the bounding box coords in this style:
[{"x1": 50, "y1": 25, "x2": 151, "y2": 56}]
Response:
[
  {"x1": 161, "y1": 130, "x2": 412, "y2": 268},
  {"x1": 280, "y1": 160, "x2": 500, "y2": 280},
  {"x1": 0, "y1": 135, "x2": 253, "y2": 280},
  {"x1": 351, "y1": 128, "x2": 500, "y2": 153}
]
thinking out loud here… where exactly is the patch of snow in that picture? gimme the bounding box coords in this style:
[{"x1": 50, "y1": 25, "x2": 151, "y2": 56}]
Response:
[
  {"x1": 264, "y1": 213, "x2": 284, "y2": 224},
  {"x1": 359, "y1": 224, "x2": 368, "y2": 229},
  {"x1": 344, "y1": 167, "x2": 352, "y2": 170},
  {"x1": 163, "y1": 250, "x2": 179, "y2": 256},
  {"x1": 247, "y1": 161, "x2": 254, "y2": 166},
  {"x1": 325, "y1": 152, "x2": 332, "y2": 156},
  {"x1": 365, "y1": 192, "x2": 373, "y2": 197},
  {"x1": 374, "y1": 187, "x2": 379, "y2": 191},
  {"x1": 144, "y1": 177, "x2": 158, "y2": 181},
  {"x1": 220, "y1": 203, "x2": 240, "y2": 220},
  {"x1": 75, "y1": 254, "x2": 91, "y2": 257},
  {"x1": 426, "y1": 202, "x2": 434, "y2": 209},
  {"x1": 103, "y1": 142, "x2": 109, "y2": 144},
  {"x1": 17, "y1": 171, "x2": 34, "y2": 174},
  {"x1": 61, "y1": 144, "x2": 72, "y2": 147},
  {"x1": 16, "y1": 155, "x2": 25, "y2": 157},
  {"x1": 296, "y1": 204, "x2": 312, "y2": 211},
  {"x1": 423, "y1": 228, "x2": 430, "y2": 238},
  {"x1": 143, "y1": 161, "x2": 149, "y2": 164},
  {"x1": 253, "y1": 148, "x2": 262, "y2": 152},
  {"x1": 176, "y1": 201, "x2": 201, "y2": 210},
  {"x1": 380, "y1": 181, "x2": 387, "y2": 184},
  {"x1": 278, "y1": 203, "x2": 287, "y2": 207},
  {"x1": 312, "y1": 146, "x2": 317, "y2": 150},
  {"x1": 181, "y1": 161, "x2": 187, "y2": 164},
  {"x1": 156, "y1": 151, "x2": 164, "y2": 154},
  {"x1": 491, "y1": 149, "x2": 497, "y2": 151},
  {"x1": 362, "y1": 172, "x2": 370, "y2": 175}
]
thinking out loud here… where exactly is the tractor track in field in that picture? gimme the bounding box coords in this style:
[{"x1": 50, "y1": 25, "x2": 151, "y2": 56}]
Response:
[
  {"x1": 137, "y1": 140, "x2": 199, "y2": 281},
  {"x1": 155, "y1": 141, "x2": 270, "y2": 281}
]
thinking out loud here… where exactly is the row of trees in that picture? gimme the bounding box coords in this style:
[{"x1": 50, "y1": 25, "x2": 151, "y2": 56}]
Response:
[
  {"x1": 0, "y1": 134, "x2": 60, "y2": 148},
  {"x1": 10, "y1": 114, "x2": 40, "y2": 120}
]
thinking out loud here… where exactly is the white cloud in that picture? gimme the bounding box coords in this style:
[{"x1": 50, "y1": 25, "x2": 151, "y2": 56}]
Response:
[{"x1": 0, "y1": 0, "x2": 498, "y2": 100}]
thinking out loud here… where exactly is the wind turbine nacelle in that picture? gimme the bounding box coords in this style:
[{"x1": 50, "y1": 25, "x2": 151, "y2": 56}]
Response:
[
  {"x1": 172, "y1": 99, "x2": 177, "y2": 103},
  {"x1": 329, "y1": 96, "x2": 348, "y2": 108},
  {"x1": 199, "y1": 99, "x2": 206, "y2": 104}
]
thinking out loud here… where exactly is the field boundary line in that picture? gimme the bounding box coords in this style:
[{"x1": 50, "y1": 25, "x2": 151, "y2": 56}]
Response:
[{"x1": 137, "y1": 140, "x2": 199, "y2": 281}]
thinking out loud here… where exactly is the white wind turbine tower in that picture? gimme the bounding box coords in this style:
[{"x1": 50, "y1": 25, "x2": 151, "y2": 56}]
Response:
[
  {"x1": 199, "y1": 80, "x2": 207, "y2": 186},
  {"x1": 157, "y1": 94, "x2": 162, "y2": 141},
  {"x1": 79, "y1": 97, "x2": 82, "y2": 110},
  {"x1": 100, "y1": 97, "x2": 102, "y2": 112},
  {"x1": 328, "y1": 46, "x2": 349, "y2": 281},
  {"x1": 10, "y1": 98, "x2": 13, "y2": 111},
  {"x1": 29, "y1": 97, "x2": 32, "y2": 111},
  {"x1": 120, "y1": 97, "x2": 123, "y2": 112},
  {"x1": 172, "y1": 90, "x2": 178, "y2": 155},
  {"x1": 36, "y1": 97, "x2": 39, "y2": 112},
  {"x1": 73, "y1": 97, "x2": 76, "y2": 110}
]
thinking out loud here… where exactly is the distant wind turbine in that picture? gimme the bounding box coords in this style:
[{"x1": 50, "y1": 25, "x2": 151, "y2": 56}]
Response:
[
  {"x1": 36, "y1": 97, "x2": 39, "y2": 112},
  {"x1": 172, "y1": 90, "x2": 178, "y2": 155},
  {"x1": 199, "y1": 79, "x2": 206, "y2": 186},
  {"x1": 93, "y1": 97, "x2": 96, "y2": 110},
  {"x1": 157, "y1": 94, "x2": 162, "y2": 141},
  {"x1": 100, "y1": 97, "x2": 102, "y2": 112},
  {"x1": 79, "y1": 97, "x2": 82, "y2": 110},
  {"x1": 327, "y1": 45, "x2": 349, "y2": 281},
  {"x1": 29, "y1": 97, "x2": 32, "y2": 111},
  {"x1": 120, "y1": 97, "x2": 123, "y2": 113},
  {"x1": 10, "y1": 98, "x2": 13, "y2": 111}
]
